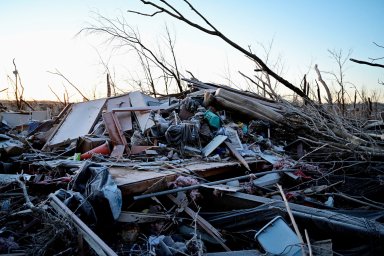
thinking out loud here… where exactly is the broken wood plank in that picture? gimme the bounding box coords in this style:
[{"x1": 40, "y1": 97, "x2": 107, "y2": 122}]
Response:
[
  {"x1": 202, "y1": 135, "x2": 227, "y2": 157},
  {"x1": 111, "y1": 111, "x2": 130, "y2": 156},
  {"x1": 216, "y1": 88, "x2": 284, "y2": 123},
  {"x1": 224, "y1": 141, "x2": 250, "y2": 171},
  {"x1": 103, "y1": 112, "x2": 129, "y2": 157},
  {"x1": 134, "y1": 169, "x2": 294, "y2": 201},
  {"x1": 220, "y1": 192, "x2": 384, "y2": 238},
  {"x1": 215, "y1": 96, "x2": 278, "y2": 124},
  {"x1": 109, "y1": 160, "x2": 266, "y2": 196},
  {"x1": 167, "y1": 194, "x2": 231, "y2": 251},
  {"x1": 103, "y1": 112, "x2": 122, "y2": 145},
  {"x1": 117, "y1": 211, "x2": 171, "y2": 223},
  {"x1": 49, "y1": 194, "x2": 118, "y2": 256},
  {"x1": 107, "y1": 94, "x2": 132, "y2": 131}
]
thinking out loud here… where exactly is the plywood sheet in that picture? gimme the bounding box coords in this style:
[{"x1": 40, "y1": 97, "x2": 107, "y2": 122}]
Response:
[
  {"x1": 109, "y1": 160, "x2": 255, "y2": 194},
  {"x1": 109, "y1": 167, "x2": 175, "y2": 186},
  {"x1": 47, "y1": 98, "x2": 106, "y2": 146}
]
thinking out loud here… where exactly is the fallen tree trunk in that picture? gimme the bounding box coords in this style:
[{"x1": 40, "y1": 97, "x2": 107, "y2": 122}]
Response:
[
  {"x1": 215, "y1": 96, "x2": 278, "y2": 124},
  {"x1": 215, "y1": 88, "x2": 285, "y2": 124}
]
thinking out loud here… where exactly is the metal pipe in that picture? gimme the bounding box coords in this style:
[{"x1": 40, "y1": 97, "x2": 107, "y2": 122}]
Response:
[{"x1": 133, "y1": 169, "x2": 294, "y2": 201}]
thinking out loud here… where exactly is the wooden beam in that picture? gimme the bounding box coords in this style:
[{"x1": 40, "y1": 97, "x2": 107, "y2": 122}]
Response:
[
  {"x1": 49, "y1": 194, "x2": 118, "y2": 256},
  {"x1": 167, "y1": 194, "x2": 231, "y2": 251},
  {"x1": 224, "y1": 141, "x2": 250, "y2": 171}
]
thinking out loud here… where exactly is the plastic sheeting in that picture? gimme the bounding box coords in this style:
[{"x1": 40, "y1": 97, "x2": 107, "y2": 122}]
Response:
[
  {"x1": 165, "y1": 123, "x2": 199, "y2": 147},
  {"x1": 72, "y1": 162, "x2": 122, "y2": 221},
  {"x1": 54, "y1": 189, "x2": 97, "y2": 225}
]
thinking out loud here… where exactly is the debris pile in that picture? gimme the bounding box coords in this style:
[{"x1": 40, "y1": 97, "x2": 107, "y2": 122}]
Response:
[{"x1": 1, "y1": 79, "x2": 384, "y2": 255}]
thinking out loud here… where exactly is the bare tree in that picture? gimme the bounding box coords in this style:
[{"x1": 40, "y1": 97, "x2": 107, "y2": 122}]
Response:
[
  {"x1": 93, "y1": 46, "x2": 135, "y2": 96},
  {"x1": 322, "y1": 49, "x2": 352, "y2": 115},
  {"x1": 164, "y1": 25, "x2": 182, "y2": 92},
  {"x1": 81, "y1": 13, "x2": 184, "y2": 94},
  {"x1": 314, "y1": 64, "x2": 333, "y2": 105},
  {"x1": 350, "y1": 42, "x2": 384, "y2": 69},
  {"x1": 135, "y1": 42, "x2": 158, "y2": 97},
  {"x1": 350, "y1": 58, "x2": 384, "y2": 69},
  {"x1": 248, "y1": 40, "x2": 283, "y2": 99},
  {"x1": 8, "y1": 59, "x2": 25, "y2": 110},
  {"x1": 350, "y1": 42, "x2": 384, "y2": 85},
  {"x1": 47, "y1": 69, "x2": 89, "y2": 101},
  {"x1": 128, "y1": 0, "x2": 308, "y2": 101},
  {"x1": 48, "y1": 85, "x2": 67, "y2": 107}
]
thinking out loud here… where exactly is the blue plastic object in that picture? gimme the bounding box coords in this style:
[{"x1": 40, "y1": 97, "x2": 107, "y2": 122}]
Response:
[
  {"x1": 204, "y1": 110, "x2": 220, "y2": 129},
  {"x1": 255, "y1": 216, "x2": 302, "y2": 256}
]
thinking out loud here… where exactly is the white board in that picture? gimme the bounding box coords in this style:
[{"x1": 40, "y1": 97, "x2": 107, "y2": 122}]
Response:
[
  {"x1": 201, "y1": 135, "x2": 227, "y2": 157},
  {"x1": 47, "y1": 98, "x2": 106, "y2": 146}
]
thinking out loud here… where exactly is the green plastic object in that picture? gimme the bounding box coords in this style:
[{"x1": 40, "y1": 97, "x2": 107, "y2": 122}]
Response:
[
  {"x1": 204, "y1": 110, "x2": 220, "y2": 129},
  {"x1": 73, "y1": 153, "x2": 81, "y2": 161}
]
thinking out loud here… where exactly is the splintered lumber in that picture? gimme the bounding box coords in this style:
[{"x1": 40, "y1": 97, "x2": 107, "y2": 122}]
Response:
[
  {"x1": 224, "y1": 141, "x2": 250, "y2": 171},
  {"x1": 133, "y1": 169, "x2": 295, "y2": 201},
  {"x1": 215, "y1": 96, "x2": 278, "y2": 124},
  {"x1": 107, "y1": 94, "x2": 132, "y2": 131},
  {"x1": 117, "y1": 211, "x2": 171, "y2": 223},
  {"x1": 215, "y1": 88, "x2": 284, "y2": 124},
  {"x1": 167, "y1": 194, "x2": 231, "y2": 251},
  {"x1": 277, "y1": 184, "x2": 305, "y2": 253},
  {"x1": 183, "y1": 78, "x2": 278, "y2": 105},
  {"x1": 103, "y1": 112, "x2": 129, "y2": 156},
  {"x1": 49, "y1": 194, "x2": 118, "y2": 256},
  {"x1": 221, "y1": 192, "x2": 384, "y2": 238},
  {"x1": 109, "y1": 166, "x2": 177, "y2": 196},
  {"x1": 202, "y1": 135, "x2": 227, "y2": 156}
]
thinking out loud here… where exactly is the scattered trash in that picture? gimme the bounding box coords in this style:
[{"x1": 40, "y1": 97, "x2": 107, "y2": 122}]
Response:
[{"x1": 1, "y1": 81, "x2": 384, "y2": 255}]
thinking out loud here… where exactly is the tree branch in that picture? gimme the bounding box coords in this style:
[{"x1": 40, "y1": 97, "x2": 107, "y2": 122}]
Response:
[
  {"x1": 314, "y1": 64, "x2": 333, "y2": 105},
  {"x1": 47, "y1": 69, "x2": 89, "y2": 101},
  {"x1": 48, "y1": 85, "x2": 66, "y2": 106},
  {"x1": 82, "y1": 13, "x2": 184, "y2": 94},
  {"x1": 133, "y1": 0, "x2": 309, "y2": 100},
  {"x1": 127, "y1": 10, "x2": 163, "y2": 17},
  {"x1": 350, "y1": 58, "x2": 384, "y2": 68},
  {"x1": 373, "y1": 42, "x2": 384, "y2": 49}
]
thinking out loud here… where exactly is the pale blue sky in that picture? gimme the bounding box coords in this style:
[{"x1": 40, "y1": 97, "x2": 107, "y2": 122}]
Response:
[{"x1": 1, "y1": 0, "x2": 383, "y2": 101}]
